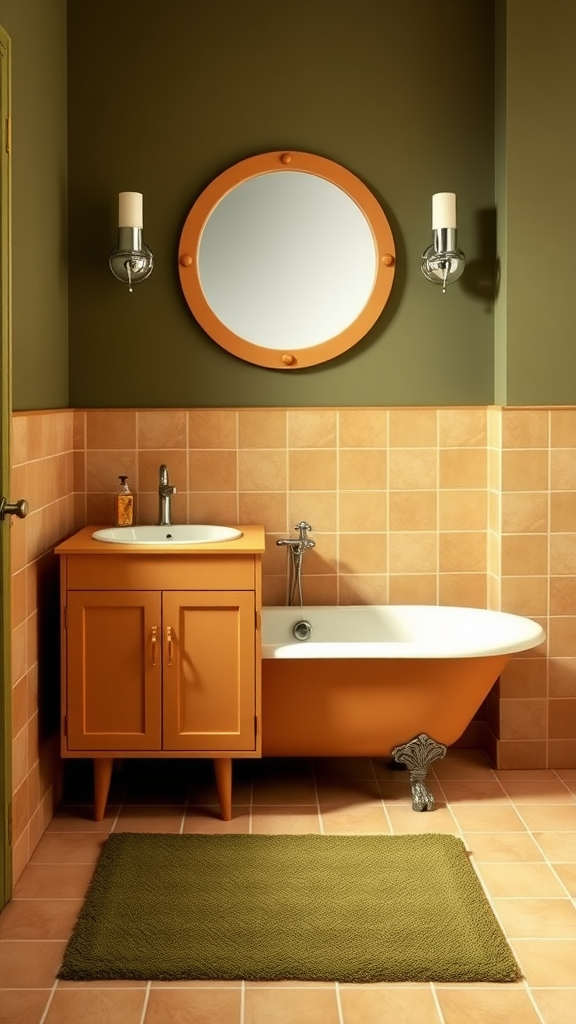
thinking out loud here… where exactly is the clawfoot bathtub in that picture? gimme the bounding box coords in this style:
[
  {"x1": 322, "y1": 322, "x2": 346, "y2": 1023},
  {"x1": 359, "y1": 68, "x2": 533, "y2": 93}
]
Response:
[{"x1": 261, "y1": 605, "x2": 545, "y2": 810}]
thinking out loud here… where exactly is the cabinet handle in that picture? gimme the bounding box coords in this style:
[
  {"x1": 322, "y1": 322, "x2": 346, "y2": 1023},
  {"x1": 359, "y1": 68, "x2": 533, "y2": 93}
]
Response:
[
  {"x1": 151, "y1": 626, "x2": 158, "y2": 666},
  {"x1": 166, "y1": 625, "x2": 173, "y2": 666}
]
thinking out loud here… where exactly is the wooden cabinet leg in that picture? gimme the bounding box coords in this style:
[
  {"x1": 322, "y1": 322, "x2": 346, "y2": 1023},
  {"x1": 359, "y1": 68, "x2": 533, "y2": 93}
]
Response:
[
  {"x1": 93, "y1": 758, "x2": 114, "y2": 821},
  {"x1": 213, "y1": 757, "x2": 232, "y2": 821}
]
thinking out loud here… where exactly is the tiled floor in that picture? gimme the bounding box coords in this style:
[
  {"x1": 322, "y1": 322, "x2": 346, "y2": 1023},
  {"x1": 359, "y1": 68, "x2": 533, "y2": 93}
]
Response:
[{"x1": 1, "y1": 749, "x2": 576, "y2": 1024}]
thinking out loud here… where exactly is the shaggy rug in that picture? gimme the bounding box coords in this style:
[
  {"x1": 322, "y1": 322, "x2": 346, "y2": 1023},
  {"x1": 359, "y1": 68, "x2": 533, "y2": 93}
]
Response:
[{"x1": 58, "y1": 832, "x2": 520, "y2": 983}]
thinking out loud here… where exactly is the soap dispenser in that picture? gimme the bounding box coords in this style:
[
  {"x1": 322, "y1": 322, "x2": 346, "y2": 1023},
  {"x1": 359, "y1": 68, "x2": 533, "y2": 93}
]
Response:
[{"x1": 114, "y1": 475, "x2": 134, "y2": 527}]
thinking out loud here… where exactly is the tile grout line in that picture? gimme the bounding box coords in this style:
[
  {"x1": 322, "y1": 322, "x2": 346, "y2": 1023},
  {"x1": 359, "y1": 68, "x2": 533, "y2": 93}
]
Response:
[
  {"x1": 37, "y1": 980, "x2": 58, "y2": 1024},
  {"x1": 139, "y1": 980, "x2": 151, "y2": 1024}
]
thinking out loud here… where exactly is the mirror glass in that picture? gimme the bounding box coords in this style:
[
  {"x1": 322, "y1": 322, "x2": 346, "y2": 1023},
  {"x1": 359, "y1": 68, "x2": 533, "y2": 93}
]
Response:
[{"x1": 178, "y1": 151, "x2": 396, "y2": 369}]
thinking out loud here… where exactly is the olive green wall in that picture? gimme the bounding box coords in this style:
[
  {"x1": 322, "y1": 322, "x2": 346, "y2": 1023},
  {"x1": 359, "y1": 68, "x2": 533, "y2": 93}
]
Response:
[
  {"x1": 7, "y1": 1, "x2": 575, "y2": 411},
  {"x1": 495, "y1": 0, "x2": 576, "y2": 406},
  {"x1": 0, "y1": 0, "x2": 68, "y2": 411},
  {"x1": 67, "y1": 0, "x2": 496, "y2": 408}
]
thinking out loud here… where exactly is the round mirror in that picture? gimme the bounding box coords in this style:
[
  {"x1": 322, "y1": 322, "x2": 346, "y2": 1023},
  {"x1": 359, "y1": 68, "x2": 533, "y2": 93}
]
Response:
[{"x1": 178, "y1": 151, "x2": 396, "y2": 369}]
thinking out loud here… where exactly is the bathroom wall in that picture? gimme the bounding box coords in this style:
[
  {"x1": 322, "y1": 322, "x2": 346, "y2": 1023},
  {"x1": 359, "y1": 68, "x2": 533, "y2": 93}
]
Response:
[
  {"x1": 0, "y1": 0, "x2": 68, "y2": 409},
  {"x1": 9, "y1": 411, "x2": 77, "y2": 881},
  {"x1": 66, "y1": 0, "x2": 496, "y2": 409},
  {"x1": 10, "y1": 401, "x2": 576, "y2": 882},
  {"x1": 73, "y1": 404, "x2": 575, "y2": 771}
]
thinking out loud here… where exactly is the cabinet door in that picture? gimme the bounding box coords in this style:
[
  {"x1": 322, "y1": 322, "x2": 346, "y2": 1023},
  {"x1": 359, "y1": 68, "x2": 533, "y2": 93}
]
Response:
[
  {"x1": 162, "y1": 591, "x2": 256, "y2": 751},
  {"x1": 65, "y1": 591, "x2": 162, "y2": 751}
]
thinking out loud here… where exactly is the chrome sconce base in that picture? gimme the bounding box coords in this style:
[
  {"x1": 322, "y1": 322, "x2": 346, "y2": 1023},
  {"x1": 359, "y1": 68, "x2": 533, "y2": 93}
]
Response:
[
  {"x1": 421, "y1": 227, "x2": 465, "y2": 294},
  {"x1": 109, "y1": 226, "x2": 154, "y2": 292}
]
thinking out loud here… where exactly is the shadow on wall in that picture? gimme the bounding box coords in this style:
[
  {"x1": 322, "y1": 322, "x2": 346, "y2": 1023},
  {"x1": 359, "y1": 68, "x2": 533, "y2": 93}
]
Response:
[{"x1": 460, "y1": 207, "x2": 499, "y2": 309}]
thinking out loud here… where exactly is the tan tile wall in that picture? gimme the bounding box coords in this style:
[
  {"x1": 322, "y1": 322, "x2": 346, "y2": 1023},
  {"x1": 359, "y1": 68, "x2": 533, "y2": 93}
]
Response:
[
  {"x1": 9, "y1": 410, "x2": 77, "y2": 883},
  {"x1": 487, "y1": 408, "x2": 576, "y2": 770},
  {"x1": 76, "y1": 406, "x2": 490, "y2": 608},
  {"x1": 9, "y1": 405, "x2": 576, "y2": 883}
]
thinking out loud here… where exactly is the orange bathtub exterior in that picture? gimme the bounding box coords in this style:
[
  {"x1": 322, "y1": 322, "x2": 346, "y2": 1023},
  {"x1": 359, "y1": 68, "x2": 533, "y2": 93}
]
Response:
[{"x1": 261, "y1": 655, "x2": 510, "y2": 756}]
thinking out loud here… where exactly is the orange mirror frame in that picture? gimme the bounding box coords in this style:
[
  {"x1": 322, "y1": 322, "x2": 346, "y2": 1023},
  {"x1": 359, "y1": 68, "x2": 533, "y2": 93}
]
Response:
[{"x1": 178, "y1": 151, "x2": 396, "y2": 370}]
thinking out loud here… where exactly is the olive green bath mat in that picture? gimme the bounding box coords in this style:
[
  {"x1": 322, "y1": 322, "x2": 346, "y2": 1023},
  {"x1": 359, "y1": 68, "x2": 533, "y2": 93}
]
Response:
[{"x1": 58, "y1": 832, "x2": 520, "y2": 983}]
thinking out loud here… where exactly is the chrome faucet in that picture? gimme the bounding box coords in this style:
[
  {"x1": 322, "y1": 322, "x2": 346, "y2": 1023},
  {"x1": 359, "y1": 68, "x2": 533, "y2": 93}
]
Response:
[
  {"x1": 277, "y1": 521, "x2": 315, "y2": 606},
  {"x1": 158, "y1": 464, "x2": 177, "y2": 526}
]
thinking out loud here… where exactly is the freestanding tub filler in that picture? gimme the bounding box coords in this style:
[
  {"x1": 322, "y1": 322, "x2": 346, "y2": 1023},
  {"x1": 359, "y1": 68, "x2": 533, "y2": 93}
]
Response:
[{"x1": 261, "y1": 605, "x2": 545, "y2": 810}]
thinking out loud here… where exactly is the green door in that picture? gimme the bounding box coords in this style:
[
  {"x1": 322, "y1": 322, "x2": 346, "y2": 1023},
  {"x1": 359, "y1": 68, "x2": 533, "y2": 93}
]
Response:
[{"x1": 0, "y1": 23, "x2": 11, "y2": 910}]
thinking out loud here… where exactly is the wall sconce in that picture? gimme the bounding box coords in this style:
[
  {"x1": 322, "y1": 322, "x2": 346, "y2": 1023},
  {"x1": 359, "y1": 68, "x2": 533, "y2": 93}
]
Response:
[
  {"x1": 421, "y1": 192, "x2": 465, "y2": 293},
  {"x1": 108, "y1": 191, "x2": 154, "y2": 292}
]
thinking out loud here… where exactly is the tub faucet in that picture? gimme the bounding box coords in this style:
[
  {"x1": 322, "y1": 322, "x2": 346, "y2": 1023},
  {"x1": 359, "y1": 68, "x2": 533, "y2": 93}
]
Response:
[
  {"x1": 158, "y1": 464, "x2": 177, "y2": 526},
  {"x1": 277, "y1": 521, "x2": 315, "y2": 606}
]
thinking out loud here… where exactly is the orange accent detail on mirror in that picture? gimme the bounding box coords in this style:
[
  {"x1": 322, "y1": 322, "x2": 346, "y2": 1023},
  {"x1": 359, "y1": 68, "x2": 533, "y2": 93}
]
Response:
[
  {"x1": 282, "y1": 354, "x2": 295, "y2": 365},
  {"x1": 178, "y1": 150, "x2": 396, "y2": 369}
]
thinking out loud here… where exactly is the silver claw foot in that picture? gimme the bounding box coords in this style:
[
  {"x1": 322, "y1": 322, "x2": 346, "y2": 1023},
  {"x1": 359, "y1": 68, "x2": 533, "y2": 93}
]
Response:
[{"x1": 390, "y1": 733, "x2": 447, "y2": 811}]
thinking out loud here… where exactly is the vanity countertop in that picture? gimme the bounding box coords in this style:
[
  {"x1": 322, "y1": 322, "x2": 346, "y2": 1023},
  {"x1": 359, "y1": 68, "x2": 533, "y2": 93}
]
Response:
[{"x1": 55, "y1": 524, "x2": 266, "y2": 556}]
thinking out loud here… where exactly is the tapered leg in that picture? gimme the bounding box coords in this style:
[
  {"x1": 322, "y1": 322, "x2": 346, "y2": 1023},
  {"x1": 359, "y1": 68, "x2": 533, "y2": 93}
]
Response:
[
  {"x1": 93, "y1": 757, "x2": 114, "y2": 821},
  {"x1": 213, "y1": 757, "x2": 233, "y2": 820}
]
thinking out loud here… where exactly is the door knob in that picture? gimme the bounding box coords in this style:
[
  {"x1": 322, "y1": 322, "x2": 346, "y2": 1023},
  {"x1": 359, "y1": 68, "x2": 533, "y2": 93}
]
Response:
[{"x1": 0, "y1": 497, "x2": 29, "y2": 520}]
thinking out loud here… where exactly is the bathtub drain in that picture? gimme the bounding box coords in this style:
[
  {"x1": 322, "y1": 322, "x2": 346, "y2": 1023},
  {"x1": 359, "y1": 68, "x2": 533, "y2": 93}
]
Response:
[{"x1": 292, "y1": 620, "x2": 312, "y2": 641}]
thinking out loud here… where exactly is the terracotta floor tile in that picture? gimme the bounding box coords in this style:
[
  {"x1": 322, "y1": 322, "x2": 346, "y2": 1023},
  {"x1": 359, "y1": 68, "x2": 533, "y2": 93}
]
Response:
[
  {"x1": 150, "y1": 980, "x2": 241, "y2": 989},
  {"x1": 182, "y1": 805, "x2": 251, "y2": 833},
  {"x1": 244, "y1": 985, "x2": 341, "y2": 1024},
  {"x1": 553, "y1": 863, "x2": 576, "y2": 896},
  {"x1": 251, "y1": 806, "x2": 322, "y2": 834},
  {"x1": 435, "y1": 985, "x2": 542, "y2": 1023},
  {"x1": 494, "y1": 769, "x2": 559, "y2": 781},
  {"x1": 0, "y1": 988, "x2": 51, "y2": 1024},
  {"x1": 13, "y1": 863, "x2": 95, "y2": 899},
  {"x1": 321, "y1": 803, "x2": 391, "y2": 834},
  {"x1": 432, "y1": 759, "x2": 496, "y2": 780},
  {"x1": 144, "y1": 986, "x2": 242, "y2": 1023},
  {"x1": 0, "y1": 940, "x2": 67, "y2": 987},
  {"x1": 0, "y1": 899, "x2": 83, "y2": 940},
  {"x1": 497, "y1": 780, "x2": 576, "y2": 803},
  {"x1": 47, "y1": 806, "x2": 118, "y2": 831},
  {"x1": 4, "y1": 749, "x2": 576, "y2": 1022},
  {"x1": 316, "y1": 779, "x2": 383, "y2": 807},
  {"x1": 113, "y1": 805, "x2": 186, "y2": 832},
  {"x1": 476, "y1": 862, "x2": 567, "y2": 898},
  {"x1": 386, "y1": 806, "x2": 459, "y2": 834},
  {"x1": 43, "y1": 986, "x2": 146, "y2": 1023},
  {"x1": 57, "y1": 980, "x2": 147, "y2": 989},
  {"x1": 464, "y1": 831, "x2": 544, "y2": 862},
  {"x1": 493, "y1": 897, "x2": 576, "y2": 938},
  {"x1": 511, "y1": 940, "x2": 576, "y2": 985},
  {"x1": 29, "y1": 832, "x2": 106, "y2": 864},
  {"x1": 531, "y1": 987, "x2": 576, "y2": 1024},
  {"x1": 251, "y1": 779, "x2": 318, "y2": 805},
  {"x1": 339, "y1": 984, "x2": 442, "y2": 1023},
  {"x1": 378, "y1": 780, "x2": 443, "y2": 804},
  {"x1": 516, "y1": 805, "x2": 576, "y2": 831},
  {"x1": 439, "y1": 780, "x2": 509, "y2": 803},
  {"x1": 532, "y1": 831, "x2": 576, "y2": 861},
  {"x1": 449, "y1": 804, "x2": 527, "y2": 832}
]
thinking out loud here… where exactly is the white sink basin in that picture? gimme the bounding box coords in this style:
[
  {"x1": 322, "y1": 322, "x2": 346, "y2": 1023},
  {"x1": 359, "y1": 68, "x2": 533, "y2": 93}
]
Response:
[{"x1": 92, "y1": 525, "x2": 243, "y2": 545}]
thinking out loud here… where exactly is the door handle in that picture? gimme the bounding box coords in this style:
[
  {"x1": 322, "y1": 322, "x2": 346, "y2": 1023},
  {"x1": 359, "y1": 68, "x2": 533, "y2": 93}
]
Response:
[{"x1": 0, "y1": 497, "x2": 29, "y2": 520}]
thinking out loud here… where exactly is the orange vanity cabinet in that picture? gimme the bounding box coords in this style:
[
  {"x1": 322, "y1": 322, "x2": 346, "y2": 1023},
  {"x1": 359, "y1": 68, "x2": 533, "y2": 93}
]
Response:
[{"x1": 55, "y1": 525, "x2": 265, "y2": 822}]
